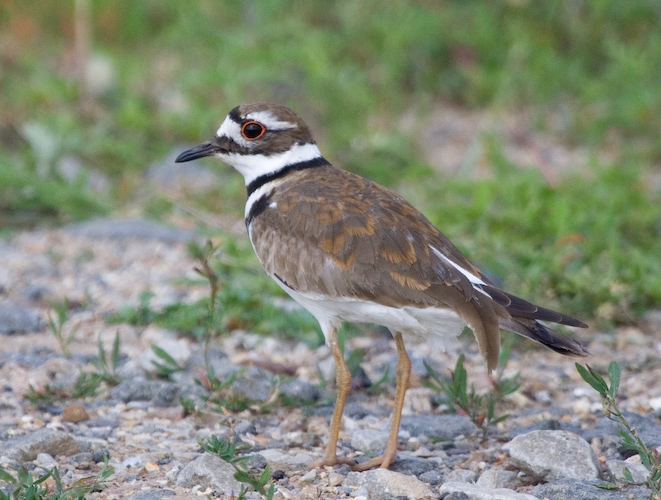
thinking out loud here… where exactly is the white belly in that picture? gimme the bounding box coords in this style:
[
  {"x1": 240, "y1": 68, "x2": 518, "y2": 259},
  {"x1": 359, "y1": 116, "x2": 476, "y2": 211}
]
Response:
[{"x1": 276, "y1": 279, "x2": 466, "y2": 352}]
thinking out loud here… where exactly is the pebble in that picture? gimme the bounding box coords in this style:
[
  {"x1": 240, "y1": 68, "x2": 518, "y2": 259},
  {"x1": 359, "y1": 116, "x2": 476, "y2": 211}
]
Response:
[
  {"x1": 62, "y1": 404, "x2": 89, "y2": 423},
  {"x1": 400, "y1": 414, "x2": 475, "y2": 440},
  {"x1": 0, "y1": 428, "x2": 81, "y2": 462},
  {"x1": 351, "y1": 429, "x2": 388, "y2": 453},
  {"x1": 110, "y1": 379, "x2": 181, "y2": 405},
  {"x1": 439, "y1": 482, "x2": 538, "y2": 500},
  {"x1": 445, "y1": 468, "x2": 478, "y2": 483},
  {"x1": 175, "y1": 454, "x2": 243, "y2": 494},
  {"x1": 299, "y1": 469, "x2": 316, "y2": 483},
  {"x1": 0, "y1": 304, "x2": 43, "y2": 334},
  {"x1": 128, "y1": 490, "x2": 176, "y2": 500},
  {"x1": 328, "y1": 472, "x2": 344, "y2": 486},
  {"x1": 344, "y1": 469, "x2": 433, "y2": 499},
  {"x1": 506, "y1": 430, "x2": 600, "y2": 481},
  {"x1": 604, "y1": 459, "x2": 650, "y2": 484},
  {"x1": 531, "y1": 478, "x2": 652, "y2": 500}
]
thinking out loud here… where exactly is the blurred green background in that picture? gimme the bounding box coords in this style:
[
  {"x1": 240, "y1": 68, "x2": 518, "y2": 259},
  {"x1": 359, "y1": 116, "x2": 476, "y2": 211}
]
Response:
[{"x1": 1, "y1": 0, "x2": 660, "y2": 327}]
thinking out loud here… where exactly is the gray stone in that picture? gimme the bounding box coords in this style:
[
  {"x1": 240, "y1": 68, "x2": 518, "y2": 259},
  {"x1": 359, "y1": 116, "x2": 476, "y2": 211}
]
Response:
[
  {"x1": 439, "y1": 482, "x2": 537, "y2": 500},
  {"x1": 475, "y1": 469, "x2": 518, "y2": 489},
  {"x1": 110, "y1": 379, "x2": 180, "y2": 405},
  {"x1": 344, "y1": 469, "x2": 433, "y2": 499},
  {"x1": 299, "y1": 469, "x2": 317, "y2": 483},
  {"x1": 128, "y1": 490, "x2": 176, "y2": 500},
  {"x1": 246, "y1": 453, "x2": 267, "y2": 472},
  {"x1": 176, "y1": 454, "x2": 242, "y2": 494},
  {"x1": 445, "y1": 468, "x2": 478, "y2": 483},
  {"x1": 351, "y1": 429, "x2": 388, "y2": 453},
  {"x1": 531, "y1": 478, "x2": 651, "y2": 500},
  {"x1": 280, "y1": 379, "x2": 319, "y2": 403},
  {"x1": 66, "y1": 218, "x2": 195, "y2": 243},
  {"x1": 35, "y1": 453, "x2": 58, "y2": 469},
  {"x1": 604, "y1": 459, "x2": 650, "y2": 484},
  {"x1": 390, "y1": 458, "x2": 436, "y2": 477},
  {"x1": 506, "y1": 430, "x2": 599, "y2": 481},
  {"x1": 235, "y1": 420, "x2": 256, "y2": 435},
  {"x1": 400, "y1": 414, "x2": 474, "y2": 440},
  {"x1": 0, "y1": 428, "x2": 81, "y2": 461},
  {"x1": 0, "y1": 304, "x2": 43, "y2": 334},
  {"x1": 231, "y1": 367, "x2": 274, "y2": 402},
  {"x1": 71, "y1": 452, "x2": 93, "y2": 464},
  {"x1": 418, "y1": 470, "x2": 443, "y2": 485}
]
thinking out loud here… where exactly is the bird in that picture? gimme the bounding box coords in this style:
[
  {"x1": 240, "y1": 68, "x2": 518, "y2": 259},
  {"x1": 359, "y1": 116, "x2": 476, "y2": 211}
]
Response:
[{"x1": 175, "y1": 102, "x2": 588, "y2": 471}]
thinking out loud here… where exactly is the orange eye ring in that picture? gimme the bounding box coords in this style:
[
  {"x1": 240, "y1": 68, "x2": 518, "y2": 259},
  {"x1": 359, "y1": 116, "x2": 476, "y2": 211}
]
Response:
[{"x1": 241, "y1": 121, "x2": 266, "y2": 140}]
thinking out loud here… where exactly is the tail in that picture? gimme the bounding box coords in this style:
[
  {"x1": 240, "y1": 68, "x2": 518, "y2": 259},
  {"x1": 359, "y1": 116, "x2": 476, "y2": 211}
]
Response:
[{"x1": 500, "y1": 317, "x2": 589, "y2": 357}]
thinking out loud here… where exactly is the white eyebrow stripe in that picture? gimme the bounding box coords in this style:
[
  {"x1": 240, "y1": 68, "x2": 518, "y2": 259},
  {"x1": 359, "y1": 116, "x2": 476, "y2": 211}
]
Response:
[
  {"x1": 245, "y1": 110, "x2": 296, "y2": 130},
  {"x1": 430, "y1": 245, "x2": 492, "y2": 298}
]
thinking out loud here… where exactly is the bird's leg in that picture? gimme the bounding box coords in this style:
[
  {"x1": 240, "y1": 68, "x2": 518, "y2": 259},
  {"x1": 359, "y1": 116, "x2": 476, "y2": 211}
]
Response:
[
  {"x1": 353, "y1": 332, "x2": 411, "y2": 471},
  {"x1": 314, "y1": 327, "x2": 355, "y2": 467}
]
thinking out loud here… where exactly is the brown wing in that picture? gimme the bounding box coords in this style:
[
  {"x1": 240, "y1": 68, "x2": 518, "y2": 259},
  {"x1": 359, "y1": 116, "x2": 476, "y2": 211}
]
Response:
[{"x1": 250, "y1": 166, "x2": 587, "y2": 369}]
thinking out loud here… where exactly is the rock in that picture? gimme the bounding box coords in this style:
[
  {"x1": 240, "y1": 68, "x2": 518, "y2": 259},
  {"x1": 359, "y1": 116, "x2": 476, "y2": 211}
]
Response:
[
  {"x1": 63, "y1": 404, "x2": 89, "y2": 423},
  {"x1": 418, "y1": 470, "x2": 443, "y2": 485},
  {"x1": 476, "y1": 469, "x2": 518, "y2": 489},
  {"x1": 231, "y1": 366, "x2": 274, "y2": 401},
  {"x1": 299, "y1": 469, "x2": 317, "y2": 483},
  {"x1": 280, "y1": 379, "x2": 320, "y2": 403},
  {"x1": 329, "y1": 472, "x2": 344, "y2": 486},
  {"x1": 110, "y1": 379, "x2": 180, "y2": 406},
  {"x1": 400, "y1": 414, "x2": 474, "y2": 440},
  {"x1": 35, "y1": 453, "x2": 58, "y2": 469},
  {"x1": 506, "y1": 430, "x2": 599, "y2": 481},
  {"x1": 0, "y1": 304, "x2": 43, "y2": 334},
  {"x1": 604, "y1": 459, "x2": 650, "y2": 484},
  {"x1": 344, "y1": 469, "x2": 433, "y2": 499},
  {"x1": 175, "y1": 454, "x2": 242, "y2": 494},
  {"x1": 439, "y1": 482, "x2": 538, "y2": 500},
  {"x1": 128, "y1": 490, "x2": 176, "y2": 500},
  {"x1": 531, "y1": 478, "x2": 651, "y2": 500},
  {"x1": 0, "y1": 428, "x2": 81, "y2": 461},
  {"x1": 445, "y1": 468, "x2": 478, "y2": 483},
  {"x1": 390, "y1": 458, "x2": 436, "y2": 477},
  {"x1": 65, "y1": 218, "x2": 195, "y2": 243},
  {"x1": 351, "y1": 429, "x2": 388, "y2": 453}
]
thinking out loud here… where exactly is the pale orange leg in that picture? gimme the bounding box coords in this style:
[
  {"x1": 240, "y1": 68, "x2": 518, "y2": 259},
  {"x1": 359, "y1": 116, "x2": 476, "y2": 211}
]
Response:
[
  {"x1": 313, "y1": 327, "x2": 355, "y2": 468},
  {"x1": 353, "y1": 332, "x2": 411, "y2": 471}
]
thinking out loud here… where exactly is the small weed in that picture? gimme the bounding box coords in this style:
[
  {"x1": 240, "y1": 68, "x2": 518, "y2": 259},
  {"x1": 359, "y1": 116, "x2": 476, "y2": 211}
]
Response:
[
  {"x1": 199, "y1": 435, "x2": 274, "y2": 500},
  {"x1": 47, "y1": 299, "x2": 77, "y2": 358},
  {"x1": 150, "y1": 345, "x2": 184, "y2": 380},
  {"x1": 0, "y1": 458, "x2": 113, "y2": 500},
  {"x1": 425, "y1": 341, "x2": 520, "y2": 434},
  {"x1": 107, "y1": 291, "x2": 155, "y2": 327},
  {"x1": 577, "y1": 361, "x2": 661, "y2": 498},
  {"x1": 73, "y1": 332, "x2": 122, "y2": 398}
]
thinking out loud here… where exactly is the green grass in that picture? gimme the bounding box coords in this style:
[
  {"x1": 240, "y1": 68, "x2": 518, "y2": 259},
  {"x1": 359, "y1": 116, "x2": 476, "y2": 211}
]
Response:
[{"x1": 2, "y1": 1, "x2": 661, "y2": 323}]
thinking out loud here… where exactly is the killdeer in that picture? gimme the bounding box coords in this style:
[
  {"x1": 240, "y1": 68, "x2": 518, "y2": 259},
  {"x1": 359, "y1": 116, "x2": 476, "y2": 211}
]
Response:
[{"x1": 176, "y1": 102, "x2": 588, "y2": 471}]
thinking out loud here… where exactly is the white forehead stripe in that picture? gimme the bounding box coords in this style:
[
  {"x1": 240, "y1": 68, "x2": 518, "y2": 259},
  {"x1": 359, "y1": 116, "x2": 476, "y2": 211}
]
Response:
[
  {"x1": 221, "y1": 142, "x2": 322, "y2": 186},
  {"x1": 215, "y1": 116, "x2": 252, "y2": 148},
  {"x1": 245, "y1": 110, "x2": 296, "y2": 130}
]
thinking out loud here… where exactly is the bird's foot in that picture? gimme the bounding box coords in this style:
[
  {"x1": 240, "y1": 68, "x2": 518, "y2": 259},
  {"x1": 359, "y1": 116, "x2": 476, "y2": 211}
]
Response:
[
  {"x1": 351, "y1": 454, "x2": 394, "y2": 471},
  {"x1": 312, "y1": 454, "x2": 356, "y2": 468}
]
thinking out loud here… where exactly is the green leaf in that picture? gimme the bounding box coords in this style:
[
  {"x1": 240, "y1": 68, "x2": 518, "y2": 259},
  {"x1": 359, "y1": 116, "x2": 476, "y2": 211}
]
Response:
[
  {"x1": 608, "y1": 361, "x2": 620, "y2": 399},
  {"x1": 622, "y1": 466, "x2": 634, "y2": 482},
  {"x1": 594, "y1": 481, "x2": 619, "y2": 490},
  {"x1": 575, "y1": 363, "x2": 609, "y2": 395}
]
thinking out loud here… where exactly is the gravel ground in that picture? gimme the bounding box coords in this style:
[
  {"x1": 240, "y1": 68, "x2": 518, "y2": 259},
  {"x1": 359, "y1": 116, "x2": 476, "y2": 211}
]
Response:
[{"x1": 1, "y1": 218, "x2": 660, "y2": 500}]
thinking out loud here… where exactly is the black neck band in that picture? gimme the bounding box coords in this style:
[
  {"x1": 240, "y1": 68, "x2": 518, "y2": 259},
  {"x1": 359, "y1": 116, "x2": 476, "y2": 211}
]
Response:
[{"x1": 245, "y1": 156, "x2": 330, "y2": 197}]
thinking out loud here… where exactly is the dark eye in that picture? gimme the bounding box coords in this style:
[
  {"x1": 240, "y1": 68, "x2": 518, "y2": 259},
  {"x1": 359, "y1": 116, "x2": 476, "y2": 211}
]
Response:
[{"x1": 241, "y1": 121, "x2": 265, "y2": 140}]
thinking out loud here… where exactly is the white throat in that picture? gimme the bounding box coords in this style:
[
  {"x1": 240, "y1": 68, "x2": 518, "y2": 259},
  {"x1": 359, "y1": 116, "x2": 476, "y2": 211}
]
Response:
[{"x1": 217, "y1": 141, "x2": 323, "y2": 186}]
